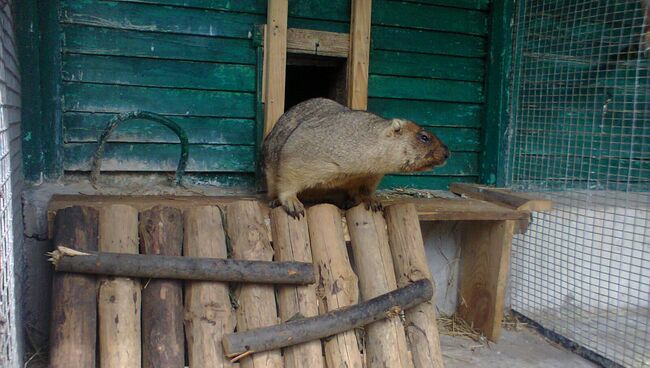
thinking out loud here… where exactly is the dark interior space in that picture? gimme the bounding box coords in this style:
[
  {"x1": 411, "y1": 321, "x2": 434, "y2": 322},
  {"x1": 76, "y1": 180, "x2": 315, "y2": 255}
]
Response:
[{"x1": 284, "y1": 53, "x2": 347, "y2": 110}]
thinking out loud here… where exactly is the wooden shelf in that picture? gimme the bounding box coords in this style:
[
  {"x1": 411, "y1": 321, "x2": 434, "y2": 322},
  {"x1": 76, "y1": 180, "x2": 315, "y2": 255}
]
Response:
[{"x1": 47, "y1": 194, "x2": 528, "y2": 222}]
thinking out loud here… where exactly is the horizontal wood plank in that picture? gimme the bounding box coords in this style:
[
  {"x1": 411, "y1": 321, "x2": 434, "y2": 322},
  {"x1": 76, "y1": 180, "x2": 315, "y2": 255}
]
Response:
[
  {"x1": 370, "y1": 50, "x2": 484, "y2": 81},
  {"x1": 112, "y1": 0, "x2": 265, "y2": 13},
  {"x1": 286, "y1": 28, "x2": 349, "y2": 58},
  {"x1": 369, "y1": 75, "x2": 484, "y2": 103},
  {"x1": 288, "y1": 17, "x2": 349, "y2": 33},
  {"x1": 379, "y1": 175, "x2": 477, "y2": 190},
  {"x1": 373, "y1": 0, "x2": 488, "y2": 35},
  {"x1": 368, "y1": 98, "x2": 482, "y2": 127},
  {"x1": 381, "y1": 198, "x2": 529, "y2": 221},
  {"x1": 63, "y1": 113, "x2": 255, "y2": 144},
  {"x1": 63, "y1": 24, "x2": 256, "y2": 64},
  {"x1": 372, "y1": 26, "x2": 486, "y2": 57},
  {"x1": 62, "y1": 54, "x2": 255, "y2": 92},
  {"x1": 61, "y1": 0, "x2": 262, "y2": 39},
  {"x1": 62, "y1": 82, "x2": 256, "y2": 118},
  {"x1": 47, "y1": 194, "x2": 527, "y2": 223},
  {"x1": 64, "y1": 143, "x2": 255, "y2": 172},
  {"x1": 389, "y1": 0, "x2": 489, "y2": 11}
]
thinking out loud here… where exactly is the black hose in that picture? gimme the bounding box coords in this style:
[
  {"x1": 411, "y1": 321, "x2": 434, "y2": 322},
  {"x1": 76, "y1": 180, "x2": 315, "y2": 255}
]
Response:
[{"x1": 90, "y1": 111, "x2": 189, "y2": 186}]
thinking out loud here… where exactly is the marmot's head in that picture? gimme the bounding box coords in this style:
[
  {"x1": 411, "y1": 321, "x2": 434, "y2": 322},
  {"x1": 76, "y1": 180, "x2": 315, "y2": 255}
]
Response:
[{"x1": 384, "y1": 119, "x2": 449, "y2": 173}]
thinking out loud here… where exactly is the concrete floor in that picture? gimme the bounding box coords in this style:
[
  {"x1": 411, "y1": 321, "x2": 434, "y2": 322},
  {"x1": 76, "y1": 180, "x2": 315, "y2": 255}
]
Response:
[{"x1": 441, "y1": 328, "x2": 598, "y2": 368}]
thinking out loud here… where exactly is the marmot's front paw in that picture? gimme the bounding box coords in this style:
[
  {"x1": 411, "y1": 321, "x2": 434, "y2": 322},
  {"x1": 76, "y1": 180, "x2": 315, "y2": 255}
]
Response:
[
  {"x1": 281, "y1": 196, "x2": 305, "y2": 219},
  {"x1": 363, "y1": 198, "x2": 383, "y2": 212},
  {"x1": 269, "y1": 199, "x2": 282, "y2": 208}
]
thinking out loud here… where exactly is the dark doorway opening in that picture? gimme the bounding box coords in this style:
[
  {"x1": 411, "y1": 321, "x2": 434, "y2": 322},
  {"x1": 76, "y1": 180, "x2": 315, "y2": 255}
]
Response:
[{"x1": 284, "y1": 54, "x2": 347, "y2": 110}]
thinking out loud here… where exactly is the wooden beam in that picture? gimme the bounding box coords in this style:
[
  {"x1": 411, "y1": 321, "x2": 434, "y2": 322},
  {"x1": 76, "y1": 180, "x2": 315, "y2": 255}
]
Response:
[
  {"x1": 287, "y1": 28, "x2": 349, "y2": 58},
  {"x1": 449, "y1": 183, "x2": 553, "y2": 212},
  {"x1": 263, "y1": 0, "x2": 288, "y2": 136},
  {"x1": 458, "y1": 220, "x2": 515, "y2": 342},
  {"x1": 348, "y1": 0, "x2": 372, "y2": 110}
]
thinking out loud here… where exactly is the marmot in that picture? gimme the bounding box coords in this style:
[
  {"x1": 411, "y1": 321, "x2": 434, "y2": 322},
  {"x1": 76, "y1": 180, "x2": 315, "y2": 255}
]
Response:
[{"x1": 262, "y1": 98, "x2": 449, "y2": 218}]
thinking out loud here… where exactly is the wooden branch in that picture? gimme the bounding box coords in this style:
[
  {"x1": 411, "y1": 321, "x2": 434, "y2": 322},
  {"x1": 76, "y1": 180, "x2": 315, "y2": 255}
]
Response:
[
  {"x1": 346, "y1": 205, "x2": 413, "y2": 368},
  {"x1": 223, "y1": 279, "x2": 433, "y2": 357},
  {"x1": 183, "y1": 206, "x2": 234, "y2": 368},
  {"x1": 226, "y1": 200, "x2": 283, "y2": 368},
  {"x1": 263, "y1": 0, "x2": 288, "y2": 136},
  {"x1": 140, "y1": 206, "x2": 185, "y2": 368},
  {"x1": 98, "y1": 205, "x2": 141, "y2": 368},
  {"x1": 348, "y1": 0, "x2": 372, "y2": 109},
  {"x1": 307, "y1": 204, "x2": 363, "y2": 368},
  {"x1": 49, "y1": 247, "x2": 315, "y2": 284},
  {"x1": 385, "y1": 204, "x2": 444, "y2": 368},
  {"x1": 49, "y1": 206, "x2": 98, "y2": 368},
  {"x1": 449, "y1": 183, "x2": 553, "y2": 212},
  {"x1": 270, "y1": 207, "x2": 325, "y2": 368}
]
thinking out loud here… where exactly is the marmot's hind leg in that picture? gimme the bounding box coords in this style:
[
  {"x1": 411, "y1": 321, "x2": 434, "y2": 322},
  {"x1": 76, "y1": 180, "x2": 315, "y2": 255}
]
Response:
[{"x1": 347, "y1": 175, "x2": 384, "y2": 212}]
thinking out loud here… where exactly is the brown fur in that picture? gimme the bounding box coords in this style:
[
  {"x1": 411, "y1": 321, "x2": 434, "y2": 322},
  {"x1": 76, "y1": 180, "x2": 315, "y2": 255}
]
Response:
[{"x1": 262, "y1": 98, "x2": 449, "y2": 217}]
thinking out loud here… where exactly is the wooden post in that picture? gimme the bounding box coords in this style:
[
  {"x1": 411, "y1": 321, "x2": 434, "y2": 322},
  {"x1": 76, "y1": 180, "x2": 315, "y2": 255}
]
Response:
[
  {"x1": 184, "y1": 206, "x2": 234, "y2": 368},
  {"x1": 139, "y1": 206, "x2": 185, "y2": 368},
  {"x1": 226, "y1": 201, "x2": 284, "y2": 368},
  {"x1": 98, "y1": 205, "x2": 141, "y2": 368},
  {"x1": 263, "y1": 0, "x2": 288, "y2": 136},
  {"x1": 384, "y1": 204, "x2": 444, "y2": 368},
  {"x1": 49, "y1": 206, "x2": 98, "y2": 368},
  {"x1": 270, "y1": 207, "x2": 325, "y2": 368},
  {"x1": 346, "y1": 205, "x2": 413, "y2": 368},
  {"x1": 306, "y1": 204, "x2": 363, "y2": 368},
  {"x1": 458, "y1": 220, "x2": 515, "y2": 341},
  {"x1": 348, "y1": 0, "x2": 372, "y2": 110}
]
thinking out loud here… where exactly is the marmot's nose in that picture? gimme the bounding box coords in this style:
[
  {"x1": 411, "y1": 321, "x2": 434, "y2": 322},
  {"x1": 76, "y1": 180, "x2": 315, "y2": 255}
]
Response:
[{"x1": 443, "y1": 146, "x2": 450, "y2": 159}]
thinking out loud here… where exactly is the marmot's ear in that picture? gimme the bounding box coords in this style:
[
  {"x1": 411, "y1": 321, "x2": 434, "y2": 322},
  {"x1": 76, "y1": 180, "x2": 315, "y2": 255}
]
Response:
[{"x1": 385, "y1": 119, "x2": 404, "y2": 136}]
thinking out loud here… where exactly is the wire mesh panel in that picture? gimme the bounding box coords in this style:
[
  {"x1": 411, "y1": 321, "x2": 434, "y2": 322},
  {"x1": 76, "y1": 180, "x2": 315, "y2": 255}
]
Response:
[
  {"x1": 0, "y1": 1, "x2": 20, "y2": 365},
  {"x1": 508, "y1": 0, "x2": 649, "y2": 367}
]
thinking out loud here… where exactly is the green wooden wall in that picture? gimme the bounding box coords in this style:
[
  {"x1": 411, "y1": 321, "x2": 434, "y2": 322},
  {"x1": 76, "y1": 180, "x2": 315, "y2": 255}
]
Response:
[
  {"x1": 19, "y1": 0, "x2": 498, "y2": 190},
  {"x1": 367, "y1": 0, "x2": 490, "y2": 189}
]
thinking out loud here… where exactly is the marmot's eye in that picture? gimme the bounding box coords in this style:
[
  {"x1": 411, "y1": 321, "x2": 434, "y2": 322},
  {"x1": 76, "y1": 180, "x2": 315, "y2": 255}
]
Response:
[{"x1": 418, "y1": 134, "x2": 430, "y2": 143}]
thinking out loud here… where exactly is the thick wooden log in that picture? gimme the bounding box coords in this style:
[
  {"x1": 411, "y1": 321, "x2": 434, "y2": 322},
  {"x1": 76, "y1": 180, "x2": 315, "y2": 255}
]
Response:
[
  {"x1": 184, "y1": 206, "x2": 234, "y2": 368},
  {"x1": 49, "y1": 248, "x2": 314, "y2": 284},
  {"x1": 223, "y1": 279, "x2": 433, "y2": 356},
  {"x1": 306, "y1": 204, "x2": 363, "y2": 368},
  {"x1": 139, "y1": 206, "x2": 185, "y2": 368},
  {"x1": 458, "y1": 220, "x2": 515, "y2": 342},
  {"x1": 98, "y1": 205, "x2": 141, "y2": 368},
  {"x1": 226, "y1": 200, "x2": 284, "y2": 368},
  {"x1": 49, "y1": 206, "x2": 98, "y2": 368},
  {"x1": 346, "y1": 205, "x2": 414, "y2": 368},
  {"x1": 270, "y1": 207, "x2": 325, "y2": 368},
  {"x1": 385, "y1": 204, "x2": 444, "y2": 368}
]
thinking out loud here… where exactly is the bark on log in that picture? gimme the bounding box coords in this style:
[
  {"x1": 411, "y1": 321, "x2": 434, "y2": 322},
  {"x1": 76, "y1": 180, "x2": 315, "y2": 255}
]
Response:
[
  {"x1": 184, "y1": 206, "x2": 235, "y2": 368},
  {"x1": 49, "y1": 248, "x2": 314, "y2": 284},
  {"x1": 306, "y1": 204, "x2": 363, "y2": 368},
  {"x1": 346, "y1": 205, "x2": 414, "y2": 368},
  {"x1": 98, "y1": 205, "x2": 141, "y2": 368},
  {"x1": 49, "y1": 206, "x2": 99, "y2": 368},
  {"x1": 385, "y1": 203, "x2": 445, "y2": 368},
  {"x1": 223, "y1": 279, "x2": 433, "y2": 356},
  {"x1": 139, "y1": 206, "x2": 185, "y2": 368},
  {"x1": 226, "y1": 200, "x2": 284, "y2": 368},
  {"x1": 270, "y1": 207, "x2": 325, "y2": 368}
]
